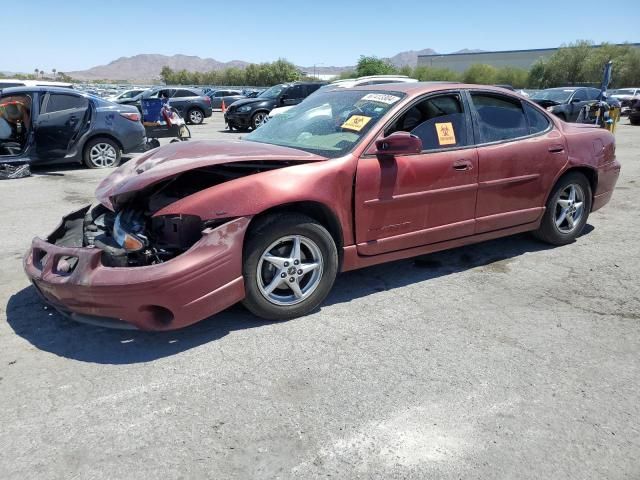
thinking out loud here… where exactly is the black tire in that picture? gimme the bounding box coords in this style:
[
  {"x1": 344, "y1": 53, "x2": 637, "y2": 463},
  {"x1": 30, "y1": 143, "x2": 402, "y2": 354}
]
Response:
[
  {"x1": 533, "y1": 172, "x2": 592, "y2": 245},
  {"x1": 83, "y1": 137, "x2": 121, "y2": 169},
  {"x1": 630, "y1": 117, "x2": 640, "y2": 126},
  {"x1": 242, "y1": 213, "x2": 338, "y2": 320},
  {"x1": 251, "y1": 111, "x2": 268, "y2": 130},
  {"x1": 187, "y1": 108, "x2": 204, "y2": 125}
]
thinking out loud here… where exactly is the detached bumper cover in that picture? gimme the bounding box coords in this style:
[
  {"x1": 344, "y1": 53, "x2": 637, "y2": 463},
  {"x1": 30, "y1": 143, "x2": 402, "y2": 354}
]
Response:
[{"x1": 24, "y1": 216, "x2": 250, "y2": 331}]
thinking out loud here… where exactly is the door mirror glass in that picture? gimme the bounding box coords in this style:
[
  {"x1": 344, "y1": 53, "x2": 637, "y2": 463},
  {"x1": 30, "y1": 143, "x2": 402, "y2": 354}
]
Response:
[
  {"x1": 571, "y1": 97, "x2": 583, "y2": 103},
  {"x1": 374, "y1": 131, "x2": 422, "y2": 156}
]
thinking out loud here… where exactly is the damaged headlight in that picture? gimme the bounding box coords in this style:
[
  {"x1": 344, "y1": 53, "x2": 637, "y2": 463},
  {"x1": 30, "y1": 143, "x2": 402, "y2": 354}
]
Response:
[{"x1": 113, "y1": 210, "x2": 148, "y2": 252}]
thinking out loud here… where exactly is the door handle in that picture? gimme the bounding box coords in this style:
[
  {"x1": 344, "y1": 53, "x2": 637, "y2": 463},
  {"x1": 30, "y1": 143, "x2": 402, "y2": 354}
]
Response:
[
  {"x1": 453, "y1": 160, "x2": 472, "y2": 171},
  {"x1": 548, "y1": 145, "x2": 565, "y2": 153}
]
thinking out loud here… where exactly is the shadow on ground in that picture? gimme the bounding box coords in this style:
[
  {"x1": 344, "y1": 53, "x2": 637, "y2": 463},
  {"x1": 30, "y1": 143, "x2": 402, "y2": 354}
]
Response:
[{"x1": 6, "y1": 229, "x2": 592, "y2": 364}]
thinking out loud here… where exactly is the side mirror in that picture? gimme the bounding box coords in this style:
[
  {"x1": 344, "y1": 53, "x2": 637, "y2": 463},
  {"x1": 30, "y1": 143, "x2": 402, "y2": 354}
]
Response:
[
  {"x1": 374, "y1": 131, "x2": 422, "y2": 156},
  {"x1": 571, "y1": 97, "x2": 583, "y2": 103},
  {"x1": 280, "y1": 94, "x2": 288, "y2": 105}
]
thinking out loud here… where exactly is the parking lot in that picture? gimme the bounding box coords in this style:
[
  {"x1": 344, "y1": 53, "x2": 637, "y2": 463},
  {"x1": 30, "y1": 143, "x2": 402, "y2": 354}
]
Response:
[{"x1": 1, "y1": 113, "x2": 639, "y2": 479}]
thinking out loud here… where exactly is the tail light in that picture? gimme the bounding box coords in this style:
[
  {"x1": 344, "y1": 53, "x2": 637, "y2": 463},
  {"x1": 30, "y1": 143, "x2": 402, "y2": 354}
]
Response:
[
  {"x1": 120, "y1": 112, "x2": 140, "y2": 122},
  {"x1": 204, "y1": 96, "x2": 211, "y2": 105}
]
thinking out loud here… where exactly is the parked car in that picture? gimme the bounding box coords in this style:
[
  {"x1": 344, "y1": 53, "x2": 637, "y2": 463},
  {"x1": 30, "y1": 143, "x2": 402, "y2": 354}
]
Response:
[
  {"x1": 267, "y1": 75, "x2": 418, "y2": 121},
  {"x1": 629, "y1": 98, "x2": 640, "y2": 125},
  {"x1": 107, "y1": 89, "x2": 145, "y2": 104},
  {"x1": 530, "y1": 87, "x2": 604, "y2": 121},
  {"x1": 207, "y1": 89, "x2": 245, "y2": 109},
  {"x1": 607, "y1": 88, "x2": 640, "y2": 115},
  {"x1": 225, "y1": 81, "x2": 326, "y2": 130},
  {"x1": 24, "y1": 83, "x2": 620, "y2": 330},
  {"x1": 0, "y1": 86, "x2": 145, "y2": 168},
  {"x1": 127, "y1": 87, "x2": 213, "y2": 124}
]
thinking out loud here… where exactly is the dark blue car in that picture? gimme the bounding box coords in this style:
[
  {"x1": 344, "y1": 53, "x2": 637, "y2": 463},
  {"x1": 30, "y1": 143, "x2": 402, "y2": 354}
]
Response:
[{"x1": 0, "y1": 86, "x2": 145, "y2": 169}]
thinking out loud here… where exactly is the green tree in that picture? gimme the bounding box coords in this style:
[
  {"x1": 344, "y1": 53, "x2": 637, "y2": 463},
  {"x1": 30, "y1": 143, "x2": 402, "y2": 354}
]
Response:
[
  {"x1": 495, "y1": 66, "x2": 529, "y2": 88},
  {"x1": 355, "y1": 56, "x2": 397, "y2": 76},
  {"x1": 462, "y1": 64, "x2": 498, "y2": 85},
  {"x1": 412, "y1": 65, "x2": 460, "y2": 82}
]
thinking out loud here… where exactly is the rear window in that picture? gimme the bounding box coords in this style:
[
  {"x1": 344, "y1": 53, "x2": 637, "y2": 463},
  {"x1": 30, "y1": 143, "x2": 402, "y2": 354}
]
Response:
[
  {"x1": 471, "y1": 93, "x2": 529, "y2": 143},
  {"x1": 174, "y1": 89, "x2": 196, "y2": 98},
  {"x1": 523, "y1": 103, "x2": 551, "y2": 135},
  {"x1": 44, "y1": 93, "x2": 88, "y2": 113}
]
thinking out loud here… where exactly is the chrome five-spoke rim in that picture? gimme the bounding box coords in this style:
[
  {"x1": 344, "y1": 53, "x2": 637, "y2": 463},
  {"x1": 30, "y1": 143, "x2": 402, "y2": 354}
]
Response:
[
  {"x1": 90, "y1": 143, "x2": 117, "y2": 167},
  {"x1": 257, "y1": 235, "x2": 324, "y2": 306},
  {"x1": 555, "y1": 184, "x2": 585, "y2": 234}
]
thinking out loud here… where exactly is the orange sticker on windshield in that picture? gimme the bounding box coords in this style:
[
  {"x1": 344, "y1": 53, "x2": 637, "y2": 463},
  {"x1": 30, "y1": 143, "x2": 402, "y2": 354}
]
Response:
[
  {"x1": 341, "y1": 115, "x2": 371, "y2": 132},
  {"x1": 435, "y1": 122, "x2": 456, "y2": 145}
]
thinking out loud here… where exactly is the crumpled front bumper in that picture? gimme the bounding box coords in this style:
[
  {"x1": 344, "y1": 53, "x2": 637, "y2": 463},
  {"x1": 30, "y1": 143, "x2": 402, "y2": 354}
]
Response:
[{"x1": 23, "y1": 212, "x2": 250, "y2": 331}]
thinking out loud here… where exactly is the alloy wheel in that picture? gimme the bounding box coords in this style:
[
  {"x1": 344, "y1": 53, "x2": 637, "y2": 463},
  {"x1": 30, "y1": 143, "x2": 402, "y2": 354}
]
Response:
[
  {"x1": 555, "y1": 183, "x2": 585, "y2": 234},
  {"x1": 189, "y1": 110, "x2": 203, "y2": 124},
  {"x1": 89, "y1": 143, "x2": 118, "y2": 167},
  {"x1": 257, "y1": 235, "x2": 324, "y2": 306}
]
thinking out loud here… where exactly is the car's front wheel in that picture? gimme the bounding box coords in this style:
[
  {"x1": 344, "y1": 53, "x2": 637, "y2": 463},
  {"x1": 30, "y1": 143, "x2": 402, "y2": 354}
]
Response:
[
  {"x1": 187, "y1": 108, "x2": 204, "y2": 125},
  {"x1": 242, "y1": 214, "x2": 338, "y2": 320},
  {"x1": 534, "y1": 172, "x2": 592, "y2": 245},
  {"x1": 83, "y1": 137, "x2": 121, "y2": 169},
  {"x1": 251, "y1": 111, "x2": 268, "y2": 130}
]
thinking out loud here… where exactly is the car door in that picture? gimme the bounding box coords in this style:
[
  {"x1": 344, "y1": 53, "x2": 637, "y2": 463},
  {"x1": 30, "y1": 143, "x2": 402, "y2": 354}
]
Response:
[
  {"x1": 468, "y1": 91, "x2": 568, "y2": 234},
  {"x1": 355, "y1": 91, "x2": 478, "y2": 256},
  {"x1": 168, "y1": 89, "x2": 193, "y2": 115},
  {"x1": 35, "y1": 92, "x2": 90, "y2": 159}
]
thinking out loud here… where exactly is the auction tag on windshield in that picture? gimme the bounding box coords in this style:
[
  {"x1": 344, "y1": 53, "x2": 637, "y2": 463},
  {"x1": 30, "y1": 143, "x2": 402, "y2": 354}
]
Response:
[
  {"x1": 341, "y1": 115, "x2": 372, "y2": 132},
  {"x1": 435, "y1": 122, "x2": 456, "y2": 145},
  {"x1": 361, "y1": 93, "x2": 401, "y2": 105}
]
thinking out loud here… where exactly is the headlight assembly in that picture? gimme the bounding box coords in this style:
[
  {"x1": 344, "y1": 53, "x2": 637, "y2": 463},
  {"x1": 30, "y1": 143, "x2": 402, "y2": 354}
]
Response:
[{"x1": 238, "y1": 105, "x2": 252, "y2": 113}]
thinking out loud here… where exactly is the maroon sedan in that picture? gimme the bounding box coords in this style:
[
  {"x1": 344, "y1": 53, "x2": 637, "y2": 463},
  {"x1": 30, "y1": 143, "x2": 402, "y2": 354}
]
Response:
[{"x1": 24, "y1": 83, "x2": 620, "y2": 330}]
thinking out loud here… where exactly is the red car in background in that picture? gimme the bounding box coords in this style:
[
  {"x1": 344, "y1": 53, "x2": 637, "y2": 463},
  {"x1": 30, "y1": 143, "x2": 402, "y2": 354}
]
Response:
[{"x1": 24, "y1": 83, "x2": 620, "y2": 330}]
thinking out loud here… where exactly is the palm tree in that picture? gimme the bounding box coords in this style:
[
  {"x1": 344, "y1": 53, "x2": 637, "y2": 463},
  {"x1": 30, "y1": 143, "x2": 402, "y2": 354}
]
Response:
[
  {"x1": 39, "y1": 70, "x2": 44, "y2": 79},
  {"x1": 34, "y1": 68, "x2": 39, "y2": 78},
  {"x1": 52, "y1": 68, "x2": 57, "y2": 79}
]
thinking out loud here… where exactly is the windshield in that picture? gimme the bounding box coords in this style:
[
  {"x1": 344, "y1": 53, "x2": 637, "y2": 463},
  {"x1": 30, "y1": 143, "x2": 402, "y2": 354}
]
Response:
[
  {"x1": 245, "y1": 90, "x2": 405, "y2": 158},
  {"x1": 531, "y1": 89, "x2": 575, "y2": 103},
  {"x1": 259, "y1": 84, "x2": 286, "y2": 99}
]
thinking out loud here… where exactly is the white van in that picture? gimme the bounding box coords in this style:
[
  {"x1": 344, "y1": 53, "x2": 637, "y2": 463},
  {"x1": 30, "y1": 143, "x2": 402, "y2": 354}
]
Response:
[{"x1": 0, "y1": 78, "x2": 74, "y2": 89}]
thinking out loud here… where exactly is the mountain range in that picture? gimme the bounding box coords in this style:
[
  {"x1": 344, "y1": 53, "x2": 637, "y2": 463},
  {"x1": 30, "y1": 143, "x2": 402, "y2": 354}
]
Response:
[{"x1": 66, "y1": 48, "x2": 484, "y2": 83}]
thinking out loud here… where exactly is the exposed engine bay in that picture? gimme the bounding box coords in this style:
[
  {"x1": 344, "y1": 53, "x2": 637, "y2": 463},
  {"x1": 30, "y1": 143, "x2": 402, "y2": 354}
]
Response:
[{"x1": 49, "y1": 161, "x2": 296, "y2": 267}]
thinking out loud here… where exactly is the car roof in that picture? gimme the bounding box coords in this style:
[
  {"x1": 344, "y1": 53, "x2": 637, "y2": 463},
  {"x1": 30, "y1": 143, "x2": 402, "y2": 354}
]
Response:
[
  {"x1": 346, "y1": 82, "x2": 523, "y2": 96},
  {"x1": 0, "y1": 85, "x2": 85, "y2": 95}
]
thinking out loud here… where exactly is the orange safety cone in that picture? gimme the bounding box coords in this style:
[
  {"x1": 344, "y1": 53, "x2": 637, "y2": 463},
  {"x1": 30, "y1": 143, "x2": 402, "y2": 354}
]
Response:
[{"x1": 221, "y1": 99, "x2": 227, "y2": 113}]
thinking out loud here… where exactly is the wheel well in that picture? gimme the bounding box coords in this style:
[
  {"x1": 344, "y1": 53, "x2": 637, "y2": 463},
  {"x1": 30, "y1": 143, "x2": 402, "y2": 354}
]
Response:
[
  {"x1": 560, "y1": 166, "x2": 598, "y2": 197},
  {"x1": 84, "y1": 134, "x2": 123, "y2": 155},
  {"x1": 248, "y1": 201, "x2": 344, "y2": 255},
  {"x1": 188, "y1": 106, "x2": 203, "y2": 113}
]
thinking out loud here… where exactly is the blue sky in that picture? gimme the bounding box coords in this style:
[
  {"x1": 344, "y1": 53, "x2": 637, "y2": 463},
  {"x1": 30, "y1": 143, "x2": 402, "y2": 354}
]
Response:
[{"x1": 4, "y1": 0, "x2": 639, "y2": 73}]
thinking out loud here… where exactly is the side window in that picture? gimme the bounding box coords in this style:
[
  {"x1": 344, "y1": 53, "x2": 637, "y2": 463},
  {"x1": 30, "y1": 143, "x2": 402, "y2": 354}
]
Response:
[
  {"x1": 572, "y1": 89, "x2": 585, "y2": 102},
  {"x1": 287, "y1": 85, "x2": 304, "y2": 99},
  {"x1": 587, "y1": 88, "x2": 601, "y2": 100},
  {"x1": 388, "y1": 93, "x2": 470, "y2": 151},
  {"x1": 305, "y1": 84, "x2": 322, "y2": 96},
  {"x1": 470, "y1": 93, "x2": 529, "y2": 143},
  {"x1": 174, "y1": 89, "x2": 194, "y2": 98},
  {"x1": 523, "y1": 103, "x2": 551, "y2": 135},
  {"x1": 44, "y1": 94, "x2": 88, "y2": 113}
]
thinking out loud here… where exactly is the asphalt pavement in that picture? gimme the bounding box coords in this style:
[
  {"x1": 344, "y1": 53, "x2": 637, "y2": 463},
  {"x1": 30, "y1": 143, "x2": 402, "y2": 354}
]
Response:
[{"x1": 1, "y1": 113, "x2": 639, "y2": 479}]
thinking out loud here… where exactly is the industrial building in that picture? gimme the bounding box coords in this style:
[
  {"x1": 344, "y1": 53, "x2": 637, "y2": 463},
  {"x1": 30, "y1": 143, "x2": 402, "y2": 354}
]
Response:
[{"x1": 417, "y1": 43, "x2": 640, "y2": 72}]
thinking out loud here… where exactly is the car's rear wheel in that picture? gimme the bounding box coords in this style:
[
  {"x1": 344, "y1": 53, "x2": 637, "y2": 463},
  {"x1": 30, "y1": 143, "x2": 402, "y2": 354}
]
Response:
[
  {"x1": 187, "y1": 108, "x2": 204, "y2": 125},
  {"x1": 251, "y1": 111, "x2": 268, "y2": 130},
  {"x1": 242, "y1": 214, "x2": 338, "y2": 320},
  {"x1": 84, "y1": 137, "x2": 121, "y2": 169},
  {"x1": 534, "y1": 172, "x2": 592, "y2": 245}
]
